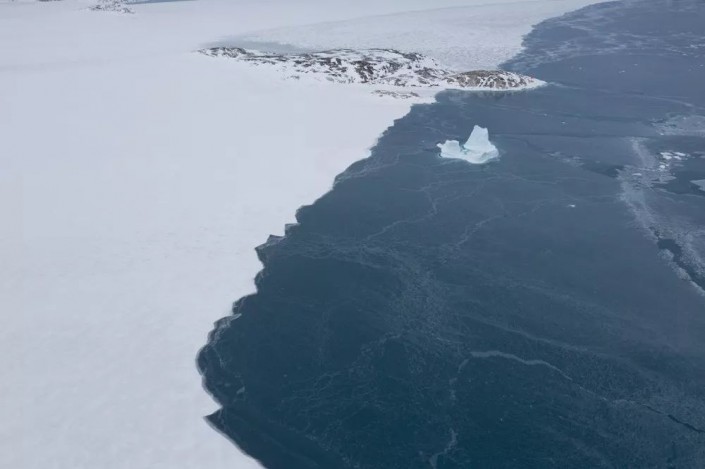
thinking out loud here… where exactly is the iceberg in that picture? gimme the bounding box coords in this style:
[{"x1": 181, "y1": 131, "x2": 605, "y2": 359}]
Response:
[{"x1": 437, "y1": 125, "x2": 499, "y2": 164}]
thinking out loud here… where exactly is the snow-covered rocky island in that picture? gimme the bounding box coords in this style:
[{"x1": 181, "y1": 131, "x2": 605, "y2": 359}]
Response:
[{"x1": 200, "y1": 47, "x2": 544, "y2": 95}]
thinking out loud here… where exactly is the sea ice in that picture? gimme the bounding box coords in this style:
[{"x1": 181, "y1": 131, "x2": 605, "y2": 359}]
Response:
[
  {"x1": 236, "y1": 0, "x2": 611, "y2": 70},
  {"x1": 0, "y1": 0, "x2": 610, "y2": 468},
  {"x1": 438, "y1": 125, "x2": 499, "y2": 164},
  {"x1": 661, "y1": 151, "x2": 688, "y2": 161}
]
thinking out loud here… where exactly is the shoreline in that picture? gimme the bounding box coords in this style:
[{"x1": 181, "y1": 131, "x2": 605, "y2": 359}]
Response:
[
  {"x1": 0, "y1": 1, "x2": 609, "y2": 468},
  {"x1": 199, "y1": 0, "x2": 705, "y2": 466}
]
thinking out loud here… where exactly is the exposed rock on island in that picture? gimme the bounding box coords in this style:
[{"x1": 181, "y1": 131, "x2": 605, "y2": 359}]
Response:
[{"x1": 200, "y1": 47, "x2": 544, "y2": 94}]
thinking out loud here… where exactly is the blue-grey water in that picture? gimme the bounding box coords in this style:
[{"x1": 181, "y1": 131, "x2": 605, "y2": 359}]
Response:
[{"x1": 198, "y1": 1, "x2": 705, "y2": 467}]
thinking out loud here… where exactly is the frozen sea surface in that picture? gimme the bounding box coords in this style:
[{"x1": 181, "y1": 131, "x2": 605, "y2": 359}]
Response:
[{"x1": 199, "y1": 1, "x2": 705, "y2": 468}]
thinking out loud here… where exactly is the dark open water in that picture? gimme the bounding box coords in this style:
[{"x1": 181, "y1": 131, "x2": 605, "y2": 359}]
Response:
[{"x1": 198, "y1": 1, "x2": 705, "y2": 467}]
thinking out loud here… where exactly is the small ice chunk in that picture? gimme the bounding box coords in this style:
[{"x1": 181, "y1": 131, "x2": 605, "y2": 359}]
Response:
[
  {"x1": 693, "y1": 179, "x2": 705, "y2": 192},
  {"x1": 437, "y1": 139, "x2": 464, "y2": 157},
  {"x1": 661, "y1": 150, "x2": 687, "y2": 161},
  {"x1": 438, "y1": 125, "x2": 499, "y2": 164}
]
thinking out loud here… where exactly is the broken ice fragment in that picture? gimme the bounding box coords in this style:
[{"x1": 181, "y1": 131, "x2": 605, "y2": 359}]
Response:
[{"x1": 437, "y1": 125, "x2": 499, "y2": 164}]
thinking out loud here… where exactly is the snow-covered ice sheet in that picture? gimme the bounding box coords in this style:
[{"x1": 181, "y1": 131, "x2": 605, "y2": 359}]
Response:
[
  {"x1": 0, "y1": 0, "x2": 606, "y2": 468},
  {"x1": 232, "y1": 0, "x2": 609, "y2": 70}
]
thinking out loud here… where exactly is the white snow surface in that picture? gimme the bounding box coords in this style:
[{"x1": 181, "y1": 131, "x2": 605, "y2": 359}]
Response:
[
  {"x1": 438, "y1": 126, "x2": 500, "y2": 164},
  {"x1": 0, "y1": 0, "x2": 606, "y2": 468},
  {"x1": 232, "y1": 0, "x2": 609, "y2": 70}
]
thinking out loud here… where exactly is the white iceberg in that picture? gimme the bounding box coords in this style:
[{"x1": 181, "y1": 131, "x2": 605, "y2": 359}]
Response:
[{"x1": 437, "y1": 125, "x2": 499, "y2": 164}]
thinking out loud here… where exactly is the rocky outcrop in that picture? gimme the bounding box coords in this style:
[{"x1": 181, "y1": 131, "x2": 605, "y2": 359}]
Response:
[
  {"x1": 200, "y1": 47, "x2": 544, "y2": 93},
  {"x1": 90, "y1": 0, "x2": 134, "y2": 14}
]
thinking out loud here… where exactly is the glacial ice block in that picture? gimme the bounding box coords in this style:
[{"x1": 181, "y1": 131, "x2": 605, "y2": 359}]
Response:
[{"x1": 437, "y1": 125, "x2": 499, "y2": 164}]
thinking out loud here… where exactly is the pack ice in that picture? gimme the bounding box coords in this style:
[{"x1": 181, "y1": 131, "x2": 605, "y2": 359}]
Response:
[{"x1": 438, "y1": 125, "x2": 499, "y2": 163}]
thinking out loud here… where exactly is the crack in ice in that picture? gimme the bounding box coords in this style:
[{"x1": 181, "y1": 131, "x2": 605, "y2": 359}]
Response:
[{"x1": 465, "y1": 350, "x2": 573, "y2": 381}]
